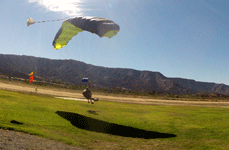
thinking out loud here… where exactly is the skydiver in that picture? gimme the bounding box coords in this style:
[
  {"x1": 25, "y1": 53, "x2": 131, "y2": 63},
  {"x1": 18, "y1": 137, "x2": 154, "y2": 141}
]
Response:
[{"x1": 82, "y1": 87, "x2": 98, "y2": 104}]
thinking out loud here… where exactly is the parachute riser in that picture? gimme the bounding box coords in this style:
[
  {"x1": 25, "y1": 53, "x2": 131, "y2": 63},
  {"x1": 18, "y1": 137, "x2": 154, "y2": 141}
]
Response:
[{"x1": 27, "y1": 17, "x2": 67, "y2": 27}]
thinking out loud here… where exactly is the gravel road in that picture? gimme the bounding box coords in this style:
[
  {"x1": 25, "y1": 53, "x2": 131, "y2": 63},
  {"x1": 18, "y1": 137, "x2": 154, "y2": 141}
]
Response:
[{"x1": 0, "y1": 129, "x2": 84, "y2": 150}]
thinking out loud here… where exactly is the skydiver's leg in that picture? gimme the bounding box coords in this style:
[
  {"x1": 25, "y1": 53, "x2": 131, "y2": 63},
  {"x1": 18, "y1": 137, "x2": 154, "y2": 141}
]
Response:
[
  {"x1": 90, "y1": 98, "x2": 94, "y2": 104},
  {"x1": 91, "y1": 98, "x2": 98, "y2": 102}
]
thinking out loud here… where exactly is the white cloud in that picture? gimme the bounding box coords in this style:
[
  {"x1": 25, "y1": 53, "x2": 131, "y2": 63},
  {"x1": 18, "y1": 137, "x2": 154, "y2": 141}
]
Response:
[{"x1": 28, "y1": 0, "x2": 85, "y2": 16}]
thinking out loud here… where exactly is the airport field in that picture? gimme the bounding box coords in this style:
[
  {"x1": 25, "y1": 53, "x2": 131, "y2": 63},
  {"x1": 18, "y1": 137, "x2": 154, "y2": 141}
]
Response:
[{"x1": 0, "y1": 87, "x2": 229, "y2": 149}]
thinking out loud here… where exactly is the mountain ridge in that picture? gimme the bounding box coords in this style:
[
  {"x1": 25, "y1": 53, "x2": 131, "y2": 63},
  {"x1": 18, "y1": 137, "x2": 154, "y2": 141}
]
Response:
[{"x1": 0, "y1": 54, "x2": 229, "y2": 95}]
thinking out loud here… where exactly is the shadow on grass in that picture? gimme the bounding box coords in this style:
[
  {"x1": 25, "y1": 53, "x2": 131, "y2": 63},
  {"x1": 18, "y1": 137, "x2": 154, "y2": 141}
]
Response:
[
  {"x1": 10, "y1": 120, "x2": 23, "y2": 125},
  {"x1": 87, "y1": 110, "x2": 99, "y2": 115},
  {"x1": 56, "y1": 111, "x2": 176, "y2": 139}
]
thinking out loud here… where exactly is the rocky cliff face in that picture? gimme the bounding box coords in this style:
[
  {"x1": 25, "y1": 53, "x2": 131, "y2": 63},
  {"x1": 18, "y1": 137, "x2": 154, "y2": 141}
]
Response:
[{"x1": 1, "y1": 54, "x2": 229, "y2": 95}]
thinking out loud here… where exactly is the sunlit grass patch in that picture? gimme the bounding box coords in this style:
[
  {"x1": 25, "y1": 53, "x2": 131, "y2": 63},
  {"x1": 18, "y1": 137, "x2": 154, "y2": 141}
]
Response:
[{"x1": 0, "y1": 89, "x2": 228, "y2": 149}]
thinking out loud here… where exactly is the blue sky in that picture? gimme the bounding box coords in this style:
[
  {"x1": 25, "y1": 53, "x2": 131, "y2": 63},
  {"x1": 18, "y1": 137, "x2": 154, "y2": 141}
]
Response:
[{"x1": 1, "y1": 0, "x2": 229, "y2": 85}]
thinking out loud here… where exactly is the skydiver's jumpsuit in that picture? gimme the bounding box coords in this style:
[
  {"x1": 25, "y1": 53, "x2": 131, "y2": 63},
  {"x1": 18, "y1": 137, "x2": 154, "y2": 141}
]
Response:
[{"x1": 83, "y1": 89, "x2": 93, "y2": 103}]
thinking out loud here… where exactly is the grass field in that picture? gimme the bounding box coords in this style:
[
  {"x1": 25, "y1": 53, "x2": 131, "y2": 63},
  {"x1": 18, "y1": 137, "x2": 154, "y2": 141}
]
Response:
[{"x1": 0, "y1": 89, "x2": 229, "y2": 150}]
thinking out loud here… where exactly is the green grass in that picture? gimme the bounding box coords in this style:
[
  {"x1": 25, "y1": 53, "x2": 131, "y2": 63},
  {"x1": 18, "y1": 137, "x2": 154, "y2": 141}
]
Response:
[{"x1": 0, "y1": 89, "x2": 229, "y2": 150}]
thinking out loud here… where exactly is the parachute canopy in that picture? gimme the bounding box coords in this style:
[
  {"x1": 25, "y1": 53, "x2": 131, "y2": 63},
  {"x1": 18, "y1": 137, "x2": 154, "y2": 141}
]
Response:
[
  {"x1": 52, "y1": 16, "x2": 120, "y2": 50},
  {"x1": 27, "y1": 18, "x2": 35, "y2": 26},
  {"x1": 82, "y1": 78, "x2": 89, "y2": 82}
]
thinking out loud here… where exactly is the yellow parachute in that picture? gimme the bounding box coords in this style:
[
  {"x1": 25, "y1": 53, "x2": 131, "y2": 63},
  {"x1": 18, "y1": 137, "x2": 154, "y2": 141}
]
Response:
[
  {"x1": 27, "y1": 16, "x2": 120, "y2": 50},
  {"x1": 52, "y1": 16, "x2": 120, "y2": 50}
]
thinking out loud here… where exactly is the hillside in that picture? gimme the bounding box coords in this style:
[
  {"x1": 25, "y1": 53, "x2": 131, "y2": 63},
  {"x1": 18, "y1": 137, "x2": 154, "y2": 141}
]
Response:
[{"x1": 0, "y1": 54, "x2": 229, "y2": 95}]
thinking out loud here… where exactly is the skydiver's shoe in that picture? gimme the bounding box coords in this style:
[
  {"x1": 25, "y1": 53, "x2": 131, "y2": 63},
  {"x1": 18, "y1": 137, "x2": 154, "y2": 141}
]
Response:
[
  {"x1": 91, "y1": 100, "x2": 94, "y2": 104},
  {"x1": 88, "y1": 100, "x2": 90, "y2": 103}
]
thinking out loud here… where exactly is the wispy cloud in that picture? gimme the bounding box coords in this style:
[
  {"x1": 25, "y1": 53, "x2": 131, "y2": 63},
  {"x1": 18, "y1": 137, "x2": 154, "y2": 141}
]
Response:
[{"x1": 28, "y1": 0, "x2": 86, "y2": 16}]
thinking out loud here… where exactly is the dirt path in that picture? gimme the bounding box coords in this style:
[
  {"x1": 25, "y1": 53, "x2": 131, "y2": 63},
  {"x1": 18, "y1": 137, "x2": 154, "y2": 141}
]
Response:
[{"x1": 1, "y1": 82, "x2": 229, "y2": 108}]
